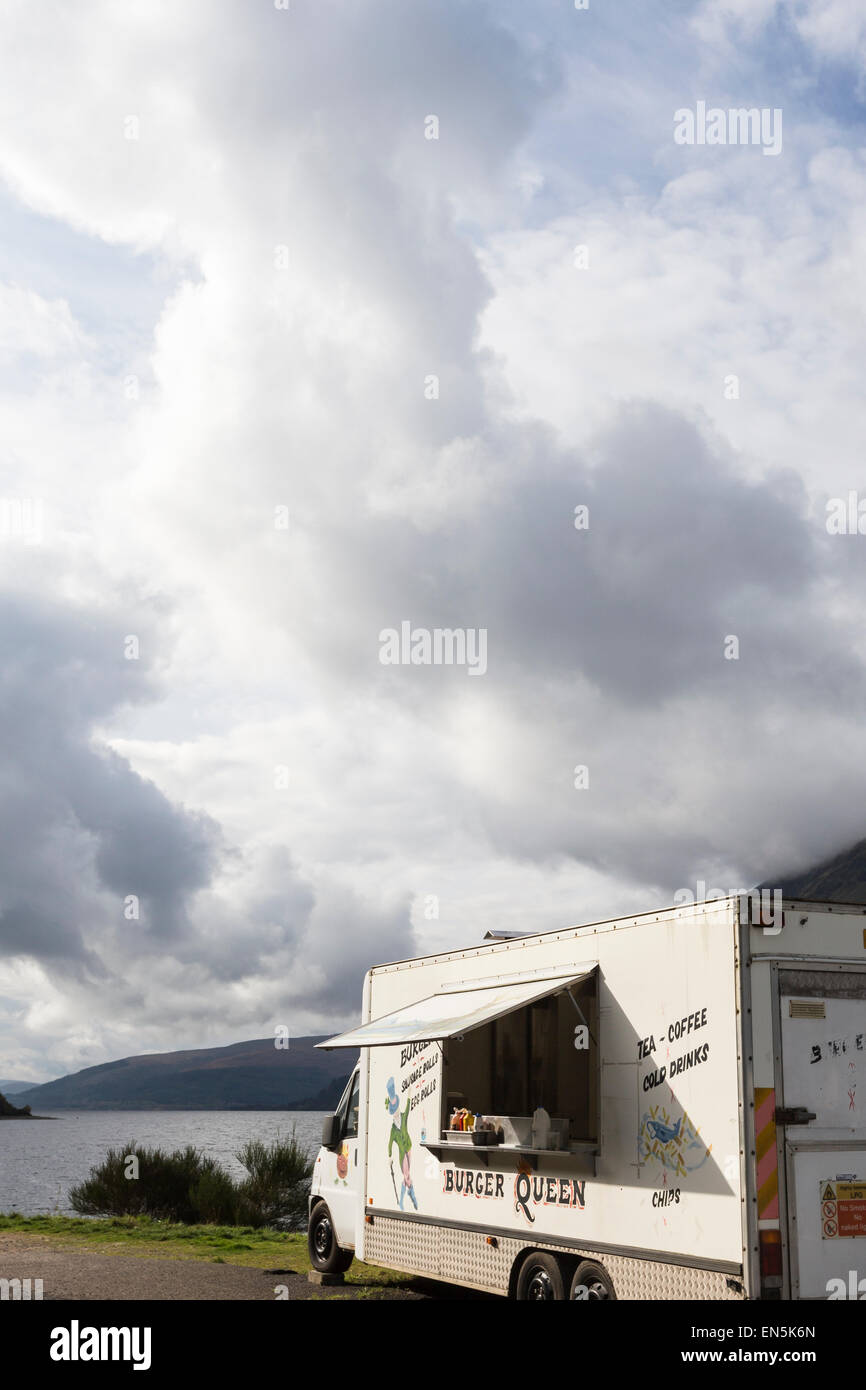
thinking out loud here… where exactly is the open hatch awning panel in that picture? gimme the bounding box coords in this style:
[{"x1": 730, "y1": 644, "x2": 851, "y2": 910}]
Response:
[{"x1": 316, "y1": 967, "x2": 597, "y2": 1049}]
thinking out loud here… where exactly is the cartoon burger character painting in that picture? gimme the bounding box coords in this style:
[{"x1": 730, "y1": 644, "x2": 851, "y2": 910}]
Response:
[
  {"x1": 336, "y1": 1143, "x2": 350, "y2": 1183},
  {"x1": 386, "y1": 1076, "x2": 418, "y2": 1211}
]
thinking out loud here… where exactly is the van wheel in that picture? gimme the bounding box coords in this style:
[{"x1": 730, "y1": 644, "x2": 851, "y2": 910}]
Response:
[
  {"x1": 308, "y1": 1202, "x2": 354, "y2": 1274},
  {"x1": 516, "y1": 1252, "x2": 567, "y2": 1301},
  {"x1": 570, "y1": 1260, "x2": 616, "y2": 1300}
]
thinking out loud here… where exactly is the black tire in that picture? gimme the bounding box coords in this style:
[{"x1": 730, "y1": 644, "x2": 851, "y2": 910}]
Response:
[
  {"x1": 515, "y1": 1251, "x2": 567, "y2": 1301},
  {"x1": 570, "y1": 1260, "x2": 616, "y2": 1300},
  {"x1": 307, "y1": 1202, "x2": 354, "y2": 1274}
]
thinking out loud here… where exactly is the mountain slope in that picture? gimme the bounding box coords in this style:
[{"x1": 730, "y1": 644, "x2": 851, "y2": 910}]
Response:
[
  {"x1": 13, "y1": 1036, "x2": 355, "y2": 1111},
  {"x1": 760, "y1": 836, "x2": 866, "y2": 905}
]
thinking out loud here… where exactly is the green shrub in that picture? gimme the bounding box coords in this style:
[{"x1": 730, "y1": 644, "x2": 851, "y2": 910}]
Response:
[
  {"x1": 69, "y1": 1145, "x2": 228, "y2": 1223},
  {"x1": 68, "y1": 1132, "x2": 313, "y2": 1230},
  {"x1": 188, "y1": 1167, "x2": 243, "y2": 1225},
  {"x1": 236, "y1": 1130, "x2": 312, "y2": 1231}
]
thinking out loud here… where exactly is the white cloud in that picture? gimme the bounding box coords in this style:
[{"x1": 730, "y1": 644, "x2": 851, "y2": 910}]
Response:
[
  {"x1": 0, "y1": 0, "x2": 864, "y2": 1077},
  {"x1": 693, "y1": 0, "x2": 866, "y2": 68}
]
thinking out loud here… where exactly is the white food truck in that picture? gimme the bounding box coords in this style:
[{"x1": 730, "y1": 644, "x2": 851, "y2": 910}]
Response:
[{"x1": 308, "y1": 895, "x2": 866, "y2": 1300}]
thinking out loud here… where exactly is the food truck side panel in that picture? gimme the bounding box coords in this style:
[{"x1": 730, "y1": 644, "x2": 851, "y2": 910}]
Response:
[
  {"x1": 746, "y1": 902, "x2": 866, "y2": 1301},
  {"x1": 361, "y1": 902, "x2": 744, "y2": 1290}
]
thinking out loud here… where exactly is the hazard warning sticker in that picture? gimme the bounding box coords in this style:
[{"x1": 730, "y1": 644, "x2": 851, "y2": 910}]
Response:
[{"x1": 820, "y1": 1178, "x2": 866, "y2": 1239}]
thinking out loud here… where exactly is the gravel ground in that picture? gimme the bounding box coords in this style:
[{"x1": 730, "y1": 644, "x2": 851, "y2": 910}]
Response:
[{"x1": 0, "y1": 1231, "x2": 436, "y2": 1300}]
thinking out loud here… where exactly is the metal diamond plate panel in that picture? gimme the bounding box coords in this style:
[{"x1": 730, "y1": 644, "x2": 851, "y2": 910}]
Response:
[{"x1": 364, "y1": 1215, "x2": 745, "y2": 1299}]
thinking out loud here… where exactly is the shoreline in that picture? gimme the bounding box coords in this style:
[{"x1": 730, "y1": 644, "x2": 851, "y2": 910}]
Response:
[{"x1": 0, "y1": 1113, "x2": 56, "y2": 1120}]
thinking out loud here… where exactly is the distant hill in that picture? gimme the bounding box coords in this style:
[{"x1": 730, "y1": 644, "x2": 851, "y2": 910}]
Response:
[
  {"x1": 760, "y1": 836, "x2": 866, "y2": 905},
  {"x1": 0, "y1": 1079, "x2": 39, "y2": 1094},
  {"x1": 13, "y1": 1036, "x2": 356, "y2": 1112}
]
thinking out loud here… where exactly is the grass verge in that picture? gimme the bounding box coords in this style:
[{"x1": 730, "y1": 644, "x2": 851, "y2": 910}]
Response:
[{"x1": 0, "y1": 1213, "x2": 407, "y2": 1286}]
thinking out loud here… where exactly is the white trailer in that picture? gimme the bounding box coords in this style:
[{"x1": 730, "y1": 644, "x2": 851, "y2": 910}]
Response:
[{"x1": 308, "y1": 896, "x2": 866, "y2": 1300}]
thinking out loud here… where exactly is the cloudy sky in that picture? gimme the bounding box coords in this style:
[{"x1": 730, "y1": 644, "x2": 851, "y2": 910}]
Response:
[{"x1": 2, "y1": 0, "x2": 866, "y2": 1081}]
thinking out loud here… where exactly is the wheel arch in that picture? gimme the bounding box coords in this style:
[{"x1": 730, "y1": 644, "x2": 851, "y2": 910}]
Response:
[
  {"x1": 571, "y1": 1256, "x2": 617, "y2": 1300},
  {"x1": 509, "y1": 1245, "x2": 577, "y2": 1299}
]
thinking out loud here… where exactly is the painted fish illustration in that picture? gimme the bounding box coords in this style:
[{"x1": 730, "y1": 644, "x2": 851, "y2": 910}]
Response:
[{"x1": 647, "y1": 1117, "x2": 681, "y2": 1145}]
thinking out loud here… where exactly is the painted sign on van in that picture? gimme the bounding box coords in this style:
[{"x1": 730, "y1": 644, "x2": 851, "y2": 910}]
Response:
[
  {"x1": 442, "y1": 1158, "x2": 586, "y2": 1225},
  {"x1": 639, "y1": 1104, "x2": 711, "y2": 1177}
]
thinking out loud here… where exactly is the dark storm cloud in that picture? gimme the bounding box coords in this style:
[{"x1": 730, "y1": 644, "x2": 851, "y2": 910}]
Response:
[
  {"x1": 254, "y1": 397, "x2": 866, "y2": 907},
  {"x1": 298, "y1": 402, "x2": 865, "y2": 709},
  {"x1": 0, "y1": 592, "x2": 220, "y2": 971},
  {"x1": 67, "y1": 745, "x2": 220, "y2": 941},
  {"x1": 0, "y1": 904, "x2": 106, "y2": 977},
  {"x1": 291, "y1": 883, "x2": 414, "y2": 1019}
]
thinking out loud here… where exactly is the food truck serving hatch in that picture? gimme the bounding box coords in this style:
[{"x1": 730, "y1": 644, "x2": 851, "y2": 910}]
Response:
[{"x1": 316, "y1": 967, "x2": 598, "y2": 1049}]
